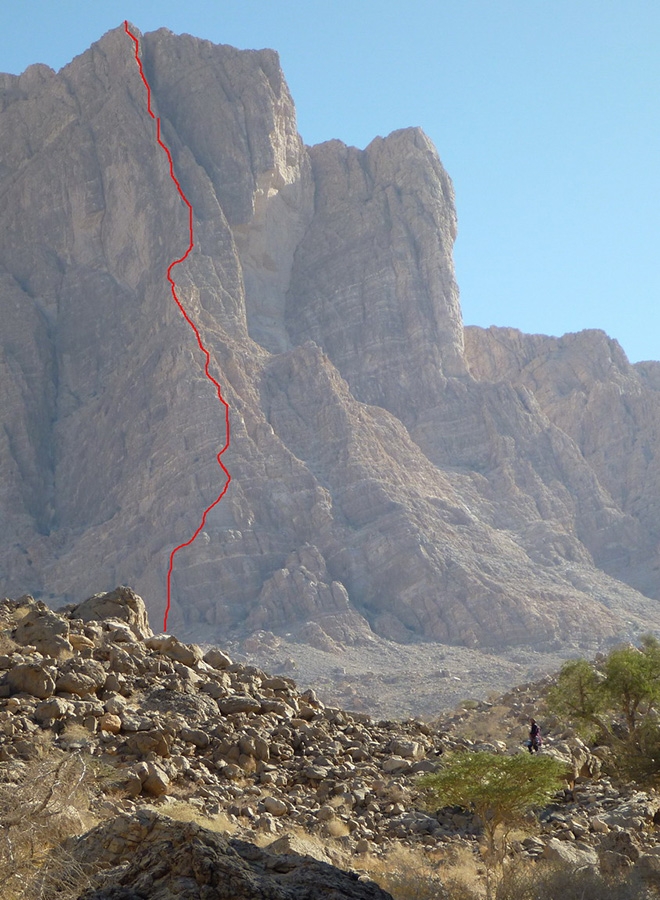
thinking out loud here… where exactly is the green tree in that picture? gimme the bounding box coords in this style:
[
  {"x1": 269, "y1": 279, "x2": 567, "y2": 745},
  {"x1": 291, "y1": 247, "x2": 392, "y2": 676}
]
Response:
[
  {"x1": 547, "y1": 636, "x2": 660, "y2": 782},
  {"x1": 418, "y1": 751, "x2": 566, "y2": 855},
  {"x1": 419, "y1": 752, "x2": 567, "y2": 900},
  {"x1": 546, "y1": 657, "x2": 606, "y2": 736}
]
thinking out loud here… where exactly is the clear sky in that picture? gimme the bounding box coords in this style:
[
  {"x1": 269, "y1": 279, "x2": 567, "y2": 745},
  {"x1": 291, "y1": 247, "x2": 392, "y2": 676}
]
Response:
[{"x1": 3, "y1": 1, "x2": 659, "y2": 362}]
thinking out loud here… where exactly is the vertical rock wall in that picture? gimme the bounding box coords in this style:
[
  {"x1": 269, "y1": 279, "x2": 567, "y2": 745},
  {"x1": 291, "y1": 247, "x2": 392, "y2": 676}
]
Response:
[{"x1": 2, "y1": 25, "x2": 660, "y2": 651}]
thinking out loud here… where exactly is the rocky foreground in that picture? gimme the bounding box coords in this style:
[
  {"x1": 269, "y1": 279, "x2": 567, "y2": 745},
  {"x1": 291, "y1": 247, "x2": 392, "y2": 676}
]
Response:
[{"x1": 2, "y1": 588, "x2": 660, "y2": 898}]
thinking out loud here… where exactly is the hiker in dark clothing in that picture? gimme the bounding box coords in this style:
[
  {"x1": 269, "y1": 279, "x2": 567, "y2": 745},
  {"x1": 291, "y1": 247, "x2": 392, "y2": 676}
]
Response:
[{"x1": 528, "y1": 718, "x2": 541, "y2": 753}]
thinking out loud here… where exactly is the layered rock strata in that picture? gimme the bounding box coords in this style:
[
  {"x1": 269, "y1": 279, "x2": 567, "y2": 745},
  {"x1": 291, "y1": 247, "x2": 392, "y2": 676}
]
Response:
[{"x1": 2, "y1": 25, "x2": 660, "y2": 655}]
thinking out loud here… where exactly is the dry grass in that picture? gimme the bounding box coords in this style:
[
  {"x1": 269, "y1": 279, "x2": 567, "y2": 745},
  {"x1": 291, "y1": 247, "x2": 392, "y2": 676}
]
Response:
[
  {"x1": 363, "y1": 844, "x2": 660, "y2": 900},
  {"x1": 60, "y1": 722, "x2": 95, "y2": 741},
  {"x1": 163, "y1": 799, "x2": 238, "y2": 835},
  {"x1": 454, "y1": 704, "x2": 525, "y2": 746},
  {"x1": 495, "y1": 858, "x2": 660, "y2": 900},
  {"x1": 360, "y1": 843, "x2": 484, "y2": 900}
]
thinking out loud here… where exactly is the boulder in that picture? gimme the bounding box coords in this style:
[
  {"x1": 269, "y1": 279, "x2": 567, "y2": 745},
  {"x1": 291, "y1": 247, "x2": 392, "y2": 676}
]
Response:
[
  {"x1": 542, "y1": 837, "x2": 599, "y2": 869},
  {"x1": 145, "y1": 634, "x2": 203, "y2": 666},
  {"x1": 219, "y1": 695, "x2": 262, "y2": 715},
  {"x1": 180, "y1": 726, "x2": 210, "y2": 749},
  {"x1": 126, "y1": 730, "x2": 172, "y2": 758},
  {"x1": 70, "y1": 588, "x2": 152, "y2": 640},
  {"x1": 389, "y1": 738, "x2": 425, "y2": 760},
  {"x1": 98, "y1": 713, "x2": 122, "y2": 734},
  {"x1": 13, "y1": 605, "x2": 73, "y2": 659},
  {"x1": 263, "y1": 796, "x2": 288, "y2": 816},
  {"x1": 68, "y1": 633, "x2": 96, "y2": 651},
  {"x1": 55, "y1": 659, "x2": 107, "y2": 697},
  {"x1": 204, "y1": 647, "x2": 233, "y2": 670},
  {"x1": 602, "y1": 793, "x2": 660, "y2": 831},
  {"x1": 6, "y1": 663, "x2": 56, "y2": 699},
  {"x1": 73, "y1": 811, "x2": 392, "y2": 899},
  {"x1": 141, "y1": 764, "x2": 170, "y2": 797},
  {"x1": 34, "y1": 697, "x2": 74, "y2": 722},
  {"x1": 382, "y1": 756, "x2": 411, "y2": 774}
]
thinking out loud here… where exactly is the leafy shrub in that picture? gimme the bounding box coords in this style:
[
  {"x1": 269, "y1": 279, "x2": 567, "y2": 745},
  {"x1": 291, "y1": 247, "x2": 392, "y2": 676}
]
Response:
[{"x1": 548, "y1": 635, "x2": 660, "y2": 784}]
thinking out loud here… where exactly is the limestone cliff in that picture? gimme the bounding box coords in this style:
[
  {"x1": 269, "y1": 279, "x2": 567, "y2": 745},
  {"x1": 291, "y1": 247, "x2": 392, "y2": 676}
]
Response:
[{"x1": 2, "y1": 24, "x2": 660, "y2": 655}]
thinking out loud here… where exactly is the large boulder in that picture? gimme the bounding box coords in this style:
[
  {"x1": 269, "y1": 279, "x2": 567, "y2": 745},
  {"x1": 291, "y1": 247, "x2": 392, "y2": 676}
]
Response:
[
  {"x1": 6, "y1": 662, "x2": 56, "y2": 699},
  {"x1": 13, "y1": 603, "x2": 73, "y2": 659},
  {"x1": 145, "y1": 634, "x2": 202, "y2": 666},
  {"x1": 542, "y1": 837, "x2": 599, "y2": 870},
  {"x1": 55, "y1": 658, "x2": 107, "y2": 697},
  {"x1": 69, "y1": 587, "x2": 152, "y2": 640}
]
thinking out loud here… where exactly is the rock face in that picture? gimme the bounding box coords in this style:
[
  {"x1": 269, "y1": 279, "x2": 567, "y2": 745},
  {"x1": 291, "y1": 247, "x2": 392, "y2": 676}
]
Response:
[
  {"x1": 3, "y1": 24, "x2": 660, "y2": 655},
  {"x1": 75, "y1": 810, "x2": 393, "y2": 900},
  {"x1": 464, "y1": 326, "x2": 660, "y2": 597}
]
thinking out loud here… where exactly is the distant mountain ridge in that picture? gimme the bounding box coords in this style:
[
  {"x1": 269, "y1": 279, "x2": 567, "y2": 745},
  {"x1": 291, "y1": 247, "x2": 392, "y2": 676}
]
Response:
[{"x1": 2, "y1": 24, "x2": 660, "y2": 656}]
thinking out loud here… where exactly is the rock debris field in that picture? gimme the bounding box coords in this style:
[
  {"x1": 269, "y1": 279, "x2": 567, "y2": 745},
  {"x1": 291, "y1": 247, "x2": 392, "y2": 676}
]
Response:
[{"x1": 2, "y1": 587, "x2": 660, "y2": 898}]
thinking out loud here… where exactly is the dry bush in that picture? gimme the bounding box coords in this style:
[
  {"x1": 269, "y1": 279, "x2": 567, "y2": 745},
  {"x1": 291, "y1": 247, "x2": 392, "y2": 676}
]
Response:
[
  {"x1": 0, "y1": 750, "x2": 97, "y2": 899},
  {"x1": 371, "y1": 850, "x2": 660, "y2": 900},
  {"x1": 495, "y1": 858, "x2": 659, "y2": 900},
  {"x1": 454, "y1": 704, "x2": 526, "y2": 746}
]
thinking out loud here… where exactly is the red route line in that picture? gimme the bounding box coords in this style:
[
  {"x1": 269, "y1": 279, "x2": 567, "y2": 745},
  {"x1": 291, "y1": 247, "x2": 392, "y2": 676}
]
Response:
[{"x1": 124, "y1": 21, "x2": 231, "y2": 632}]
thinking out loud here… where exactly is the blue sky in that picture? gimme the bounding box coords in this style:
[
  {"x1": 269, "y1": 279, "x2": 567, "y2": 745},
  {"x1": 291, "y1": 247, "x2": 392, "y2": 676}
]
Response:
[{"x1": 3, "y1": 1, "x2": 659, "y2": 362}]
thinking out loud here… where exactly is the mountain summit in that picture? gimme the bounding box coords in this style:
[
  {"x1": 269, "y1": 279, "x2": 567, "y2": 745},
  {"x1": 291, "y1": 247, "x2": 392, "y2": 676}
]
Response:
[{"x1": 2, "y1": 25, "x2": 660, "y2": 662}]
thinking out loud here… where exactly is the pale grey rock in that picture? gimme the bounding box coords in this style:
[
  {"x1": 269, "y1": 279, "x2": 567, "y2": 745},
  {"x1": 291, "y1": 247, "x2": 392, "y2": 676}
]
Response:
[
  {"x1": 219, "y1": 694, "x2": 262, "y2": 715},
  {"x1": 542, "y1": 837, "x2": 599, "y2": 869},
  {"x1": 389, "y1": 739, "x2": 425, "y2": 760},
  {"x1": 465, "y1": 325, "x2": 660, "y2": 598},
  {"x1": 3, "y1": 25, "x2": 660, "y2": 665},
  {"x1": 382, "y1": 757, "x2": 411, "y2": 775},
  {"x1": 145, "y1": 634, "x2": 203, "y2": 666},
  {"x1": 203, "y1": 647, "x2": 233, "y2": 669},
  {"x1": 263, "y1": 795, "x2": 288, "y2": 816}
]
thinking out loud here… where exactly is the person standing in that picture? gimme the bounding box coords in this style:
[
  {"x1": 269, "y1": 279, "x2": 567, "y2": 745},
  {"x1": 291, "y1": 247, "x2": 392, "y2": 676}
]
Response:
[{"x1": 529, "y1": 718, "x2": 541, "y2": 753}]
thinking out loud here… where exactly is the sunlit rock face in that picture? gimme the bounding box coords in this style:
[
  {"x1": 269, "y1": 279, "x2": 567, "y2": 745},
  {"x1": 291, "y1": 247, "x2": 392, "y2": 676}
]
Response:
[{"x1": 2, "y1": 24, "x2": 660, "y2": 652}]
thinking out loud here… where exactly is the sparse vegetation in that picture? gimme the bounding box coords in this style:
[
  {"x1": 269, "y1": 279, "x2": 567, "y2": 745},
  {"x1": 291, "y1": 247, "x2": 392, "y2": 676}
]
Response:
[
  {"x1": 418, "y1": 752, "x2": 567, "y2": 899},
  {"x1": 419, "y1": 752, "x2": 567, "y2": 857},
  {"x1": 548, "y1": 635, "x2": 660, "y2": 783},
  {"x1": 494, "y1": 859, "x2": 659, "y2": 900},
  {"x1": 3, "y1": 593, "x2": 660, "y2": 900},
  {"x1": 0, "y1": 750, "x2": 96, "y2": 899},
  {"x1": 164, "y1": 800, "x2": 238, "y2": 834}
]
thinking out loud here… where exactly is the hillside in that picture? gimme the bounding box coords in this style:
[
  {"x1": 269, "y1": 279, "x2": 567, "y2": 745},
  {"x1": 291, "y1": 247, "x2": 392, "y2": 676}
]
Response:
[{"x1": 3, "y1": 588, "x2": 660, "y2": 898}]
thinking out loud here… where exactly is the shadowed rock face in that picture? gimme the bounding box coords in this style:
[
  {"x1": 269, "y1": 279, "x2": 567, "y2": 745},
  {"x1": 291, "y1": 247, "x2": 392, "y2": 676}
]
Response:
[
  {"x1": 3, "y1": 25, "x2": 660, "y2": 652},
  {"x1": 75, "y1": 811, "x2": 394, "y2": 900}
]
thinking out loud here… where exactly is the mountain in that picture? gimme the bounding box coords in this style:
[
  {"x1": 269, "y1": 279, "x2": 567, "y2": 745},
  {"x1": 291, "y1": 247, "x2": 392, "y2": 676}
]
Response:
[{"x1": 2, "y1": 23, "x2": 660, "y2": 674}]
